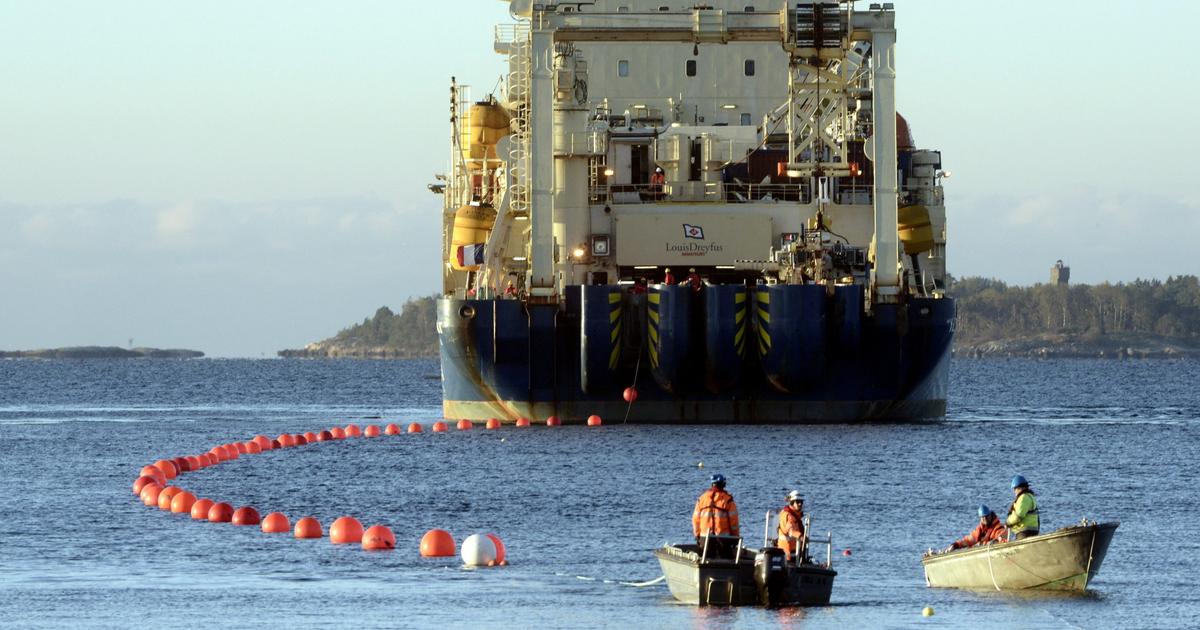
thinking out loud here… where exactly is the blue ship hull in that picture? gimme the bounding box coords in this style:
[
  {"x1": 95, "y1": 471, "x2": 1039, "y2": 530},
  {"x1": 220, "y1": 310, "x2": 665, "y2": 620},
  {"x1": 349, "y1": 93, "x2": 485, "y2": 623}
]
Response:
[{"x1": 438, "y1": 285, "x2": 954, "y2": 423}]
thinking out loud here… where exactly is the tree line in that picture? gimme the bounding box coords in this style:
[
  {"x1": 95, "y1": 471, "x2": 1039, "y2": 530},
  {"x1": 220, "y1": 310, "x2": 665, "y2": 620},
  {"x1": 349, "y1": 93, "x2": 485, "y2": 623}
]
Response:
[{"x1": 952, "y1": 275, "x2": 1200, "y2": 345}]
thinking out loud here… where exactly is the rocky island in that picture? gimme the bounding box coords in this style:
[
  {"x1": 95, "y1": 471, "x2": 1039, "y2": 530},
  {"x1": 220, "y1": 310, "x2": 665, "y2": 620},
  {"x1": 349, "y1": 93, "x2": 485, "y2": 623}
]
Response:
[
  {"x1": 0, "y1": 346, "x2": 205, "y2": 359},
  {"x1": 278, "y1": 297, "x2": 437, "y2": 359},
  {"x1": 281, "y1": 276, "x2": 1200, "y2": 360}
]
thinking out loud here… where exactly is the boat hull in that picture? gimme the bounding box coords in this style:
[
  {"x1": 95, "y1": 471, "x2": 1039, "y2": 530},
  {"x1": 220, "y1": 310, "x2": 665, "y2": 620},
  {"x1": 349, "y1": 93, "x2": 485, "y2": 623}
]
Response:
[
  {"x1": 654, "y1": 545, "x2": 836, "y2": 606},
  {"x1": 437, "y1": 286, "x2": 955, "y2": 423},
  {"x1": 921, "y1": 522, "x2": 1119, "y2": 591}
]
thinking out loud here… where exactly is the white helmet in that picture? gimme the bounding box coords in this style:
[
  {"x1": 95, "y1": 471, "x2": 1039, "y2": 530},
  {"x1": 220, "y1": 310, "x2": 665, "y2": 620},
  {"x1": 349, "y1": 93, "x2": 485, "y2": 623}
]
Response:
[{"x1": 787, "y1": 490, "x2": 804, "y2": 503}]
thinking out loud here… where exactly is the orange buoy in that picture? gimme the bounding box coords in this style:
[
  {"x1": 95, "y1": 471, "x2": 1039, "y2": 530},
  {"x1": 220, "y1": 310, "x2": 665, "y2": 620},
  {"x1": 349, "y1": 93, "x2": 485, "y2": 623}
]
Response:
[
  {"x1": 843, "y1": 549, "x2": 852, "y2": 556},
  {"x1": 587, "y1": 415, "x2": 602, "y2": 426},
  {"x1": 253, "y1": 435, "x2": 274, "y2": 451},
  {"x1": 303, "y1": 431, "x2": 318, "y2": 442},
  {"x1": 221, "y1": 444, "x2": 239, "y2": 460},
  {"x1": 486, "y1": 533, "x2": 507, "y2": 564},
  {"x1": 364, "y1": 424, "x2": 381, "y2": 438},
  {"x1": 277, "y1": 433, "x2": 296, "y2": 448},
  {"x1": 432, "y1": 421, "x2": 448, "y2": 433},
  {"x1": 245, "y1": 441, "x2": 262, "y2": 454},
  {"x1": 486, "y1": 418, "x2": 501, "y2": 430},
  {"x1": 546, "y1": 416, "x2": 561, "y2": 427},
  {"x1": 330, "y1": 426, "x2": 346, "y2": 440},
  {"x1": 329, "y1": 516, "x2": 364, "y2": 544},
  {"x1": 157, "y1": 486, "x2": 182, "y2": 510},
  {"x1": 271, "y1": 438, "x2": 282, "y2": 449},
  {"x1": 515, "y1": 417, "x2": 530, "y2": 428},
  {"x1": 345, "y1": 424, "x2": 362, "y2": 438},
  {"x1": 133, "y1": 475, "x2": 158, "y2": 495},
  {"x1": 232, "y1": 506, "x2": 261, "y2": 526},
  {"x1": 207, "y1": 502, "x2": 234, "y2": 523},
  {"x1": 420, "y1": 529, "x2": 456, "y2": 557},
  {"x1": 190, "y1": 498, "x2": 215, "y2": 520},
  {"x1": 170, "y1": 491, "x2": 197, "y2": 514},
  {"x1": 407, "y1": 423, "x2": 423, "y2": 434},
  {"x1": 153, "y1": 459, "x2": 178, "y2": 480},
  {"x1": 294, "y1": 516, "x2": 323, "y2": 539},
  {"x1": 362, "y1": 525, "x2": 396, "y2": 551},
  {"x1": 234, "y1": 442, "x2": 249, "y2": 455},
  {"x1": 173, "y1": 456, "x2": 191, "y2": 473},
  {"x1": 203, "y1": 452, "x2": 219, "y2": 466},
  {"x1": 261, "y1": 512, "x2": 290, "y2": 534},
  {"x1": 457, "y1": 419, "x2": 473, "y2": 430},
  {"x1": 623, "y1": 386, "x2": 638, "y2": 403},
  {"x1": 317, "y1": 430, "x2": 334, "y2": 442},
  {"x1": 139, "y1": 483, "x2": 163, "y2": 506},
  {"x1": 212, "y1": 446, "x2": 229, "y2": 462},
  {"x1": 139, "y1": 465, "x2": 166, "y2": 485},
  {"x1": 186, "y1": 455, "x2": 203, "y2": 470},
  {"x1": 294, "y1": 434, "x2": 308, "y2": 446},
  {"x1": 384, "y1": 423, "x2": 401, "y2": 435}
]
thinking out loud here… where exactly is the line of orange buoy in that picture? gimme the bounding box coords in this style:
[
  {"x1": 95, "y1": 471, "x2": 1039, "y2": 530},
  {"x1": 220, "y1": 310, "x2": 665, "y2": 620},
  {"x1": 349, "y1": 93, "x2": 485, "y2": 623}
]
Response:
[{"x1": 131, "y1": 416, "x2": 597, "y2": 556}]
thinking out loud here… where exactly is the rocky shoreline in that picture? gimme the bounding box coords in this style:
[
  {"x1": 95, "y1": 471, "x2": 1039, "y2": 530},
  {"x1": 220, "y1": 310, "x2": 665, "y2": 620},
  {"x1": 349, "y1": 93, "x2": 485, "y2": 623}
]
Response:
[
  {"x1": 277, "y1": 342, "x2": 432, "y2": 359},
  {"x1": 0, "y1": 346, "x2": 204, "y2": 359},
  {"x1": 953, "y1": 333, "x2": 1200, "y2": 359}
]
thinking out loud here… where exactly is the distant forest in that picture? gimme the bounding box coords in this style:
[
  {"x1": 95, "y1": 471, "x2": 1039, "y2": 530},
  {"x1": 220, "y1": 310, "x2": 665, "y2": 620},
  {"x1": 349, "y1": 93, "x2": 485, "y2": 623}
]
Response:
[
  {"x1": 953, "y1": 276, "x2": 1200, "y2": 345},
  {"x1": 305, "y1": 276, "x2": 1200, "y2": 358},
  {"x1": 311, "y1": 296, "x2": 438, "y2": 358}
]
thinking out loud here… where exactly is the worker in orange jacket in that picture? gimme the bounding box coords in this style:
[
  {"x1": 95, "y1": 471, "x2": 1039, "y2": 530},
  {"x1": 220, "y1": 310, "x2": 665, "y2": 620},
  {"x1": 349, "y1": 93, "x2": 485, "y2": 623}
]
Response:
[
  {"x1": 693, "y1": 474, "x2": 739, "y2": 543},
  {"x1": 945, "y1": 505, "x2": 1008, "y2": 552},
  {"x1": 776, "y1": 490, "x2": 807, "y2": 561}
]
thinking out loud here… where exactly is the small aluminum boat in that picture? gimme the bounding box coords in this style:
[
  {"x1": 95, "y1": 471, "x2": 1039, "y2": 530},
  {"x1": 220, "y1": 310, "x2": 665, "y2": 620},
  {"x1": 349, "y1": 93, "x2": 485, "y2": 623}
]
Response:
[
  {"x1": 921, "y1": 520, "x2": 1118, "y2": 591},
  {"x1": 654, "y1": 513, "x2": 837, "y2": 606}
]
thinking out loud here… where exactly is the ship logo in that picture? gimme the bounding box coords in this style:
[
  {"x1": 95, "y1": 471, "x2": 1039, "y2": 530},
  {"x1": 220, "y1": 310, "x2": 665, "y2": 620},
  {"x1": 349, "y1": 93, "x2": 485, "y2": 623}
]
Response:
[{"x1": 682, "y1": 224, "x2": 705, "y2": 240}]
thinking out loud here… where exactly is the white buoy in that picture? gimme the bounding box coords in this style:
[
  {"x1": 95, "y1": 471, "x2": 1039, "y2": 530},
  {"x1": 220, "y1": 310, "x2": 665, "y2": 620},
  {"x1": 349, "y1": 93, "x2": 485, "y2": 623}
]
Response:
[{"x1": 461, "y1": 533, "x2": 497, "y2": 567}]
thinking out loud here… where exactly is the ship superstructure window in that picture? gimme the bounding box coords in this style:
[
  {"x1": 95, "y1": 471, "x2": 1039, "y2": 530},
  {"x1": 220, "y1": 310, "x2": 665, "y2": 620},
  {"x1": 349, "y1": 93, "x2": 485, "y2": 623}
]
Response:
[
  {"x1": 741, "y1": 113, "x2": 752, "y2": 126},
  {"x1": 686, "y1": 59, "x2": 696, "y2": 77},
  {"x1": 618, "y1": 60, "x2": 629, "y2": 77},
  {"x1": 745, "y1": 6, "x2": 756, "y2": 11},
  {"x1": 744, "y1": 60, "x2": 756, "y2": 76}
]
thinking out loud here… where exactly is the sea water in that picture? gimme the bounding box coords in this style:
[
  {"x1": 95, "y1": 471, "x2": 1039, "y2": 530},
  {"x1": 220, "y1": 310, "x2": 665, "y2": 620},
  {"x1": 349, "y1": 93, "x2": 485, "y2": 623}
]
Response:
[{"x1": 0, "y1": 358, "x2": 1197, "y2": 629}]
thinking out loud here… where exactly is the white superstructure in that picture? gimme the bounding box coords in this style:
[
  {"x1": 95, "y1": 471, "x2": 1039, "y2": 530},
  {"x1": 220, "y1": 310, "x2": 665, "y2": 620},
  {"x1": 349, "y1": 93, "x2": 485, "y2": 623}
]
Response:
[{"x1": 437, "y1": 0, "x2": 948, "y2": 308}]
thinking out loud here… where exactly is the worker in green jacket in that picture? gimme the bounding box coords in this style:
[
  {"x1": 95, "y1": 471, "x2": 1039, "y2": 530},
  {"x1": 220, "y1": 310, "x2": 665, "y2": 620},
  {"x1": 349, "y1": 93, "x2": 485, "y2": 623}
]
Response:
[{"x1": 1006, "y1": 475, "x2": 1040, "y2": 540}]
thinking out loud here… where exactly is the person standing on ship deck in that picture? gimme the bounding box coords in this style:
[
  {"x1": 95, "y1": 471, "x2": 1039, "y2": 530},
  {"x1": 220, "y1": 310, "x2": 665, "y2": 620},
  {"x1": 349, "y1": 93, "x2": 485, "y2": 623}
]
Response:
[
  {"x1": 1006, "y1": 475, "x2": 1040, "y2": 540},
  {"x1": 662, "y1": 268, "x2": 675, "y2": 285}
]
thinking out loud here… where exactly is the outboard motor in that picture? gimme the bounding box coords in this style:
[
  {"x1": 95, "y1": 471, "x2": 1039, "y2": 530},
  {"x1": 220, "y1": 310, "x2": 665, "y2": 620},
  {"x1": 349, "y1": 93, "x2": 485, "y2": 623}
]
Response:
[{"x1": 753, "y1": 546, "x2": 789, "y2": 606}]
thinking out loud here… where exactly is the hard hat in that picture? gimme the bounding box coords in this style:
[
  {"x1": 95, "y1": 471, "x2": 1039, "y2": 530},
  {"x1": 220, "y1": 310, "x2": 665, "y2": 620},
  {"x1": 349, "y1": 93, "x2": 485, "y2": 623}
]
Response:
[
  {"x1": 978, "y1": 504, "x2": 992, "y2": 518},
  {"x1": 655, "y1": 166, "x2": 663, "y2": 173},
  {"x1": 1011, "y1": 475, "x2": 1029, "y2": 489},
  {"x1": 787, "y1": 490, "x2": 803, "y2": 503},
  {"x1": 710, "y1": 473, "x2": 726, "y2": 485},
  {"x1": 689, "y1": 267, "x2": 696, "y2": 272}
]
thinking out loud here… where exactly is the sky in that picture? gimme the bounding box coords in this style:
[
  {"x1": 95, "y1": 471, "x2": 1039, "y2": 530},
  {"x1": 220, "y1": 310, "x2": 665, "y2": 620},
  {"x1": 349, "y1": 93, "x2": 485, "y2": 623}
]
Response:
[{"x1": 1, "y1": 1, "x2": 1198, "y2": 357}]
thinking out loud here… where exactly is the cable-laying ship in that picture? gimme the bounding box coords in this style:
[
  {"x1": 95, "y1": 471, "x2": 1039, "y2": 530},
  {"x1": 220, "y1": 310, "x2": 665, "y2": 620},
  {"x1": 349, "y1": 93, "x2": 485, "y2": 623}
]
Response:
[{"x1": 432, "y1": 0, "x2": 954, "y2": 423}]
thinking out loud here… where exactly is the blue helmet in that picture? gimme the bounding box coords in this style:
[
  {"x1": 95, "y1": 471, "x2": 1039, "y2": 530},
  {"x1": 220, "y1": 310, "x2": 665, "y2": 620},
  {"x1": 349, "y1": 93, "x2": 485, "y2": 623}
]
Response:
[
  {"x1": 710, "y1": 473, "x2": 726, "y2": 485},
  {"x1": 1011, "y1": 475, "x2": 1029, "y2": 489},
  {"x1": 978, "y1": 504, "x2": 993, "y2": 518}
]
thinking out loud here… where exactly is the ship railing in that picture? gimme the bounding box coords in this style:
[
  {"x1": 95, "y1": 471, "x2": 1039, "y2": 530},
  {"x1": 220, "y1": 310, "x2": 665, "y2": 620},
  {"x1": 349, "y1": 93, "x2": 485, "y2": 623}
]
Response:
[
  {"x1": 588, "y1": 182, "x2": 811, "y2": 204},
  {"x1": 554, "y1": 131, "x2": 607, "y2": 157}
]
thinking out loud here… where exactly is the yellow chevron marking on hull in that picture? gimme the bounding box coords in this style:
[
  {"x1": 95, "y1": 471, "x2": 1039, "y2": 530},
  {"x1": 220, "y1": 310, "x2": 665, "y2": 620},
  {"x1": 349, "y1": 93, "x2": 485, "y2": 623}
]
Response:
[
  {"x1": 608, "y1": 292, "x2": 622, "y2": 304},
  {"x1": 648, "y1": 292, "x2": 661, "y2": 304}
]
